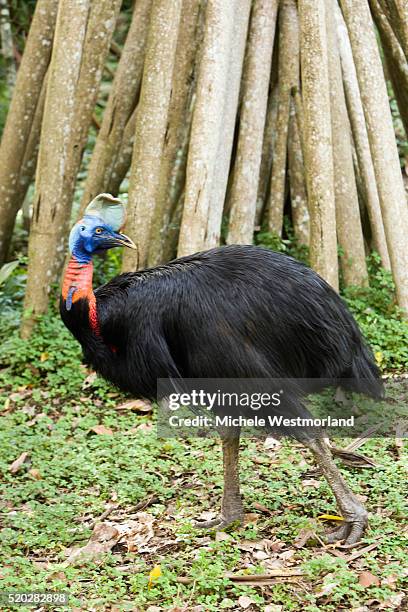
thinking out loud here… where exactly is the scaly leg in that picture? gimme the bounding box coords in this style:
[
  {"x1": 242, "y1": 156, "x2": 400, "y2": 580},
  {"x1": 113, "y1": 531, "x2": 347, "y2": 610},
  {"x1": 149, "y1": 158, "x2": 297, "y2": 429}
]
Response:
[
  {"x1": 195, "y1": 432, "x2": 244, "y2": 530},
  {"x1": 305, "y1": 438, "x2": 368, "y2": 544}
]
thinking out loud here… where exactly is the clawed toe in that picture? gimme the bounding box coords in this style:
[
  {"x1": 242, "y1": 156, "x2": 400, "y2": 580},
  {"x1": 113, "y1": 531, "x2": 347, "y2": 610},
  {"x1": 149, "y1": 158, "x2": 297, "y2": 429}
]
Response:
[
  {"x1": 194, "y1": 517, "x2": 224, "y2": 528},
  {"x1": 194, "y1": 514, "x2": 243, "y2": 531},
  {"x1": 325, "y1": 513, "x2": 368, "y2": 545},
  {"x1": 326, "y1": 522, "x2": 350, "y2": 543}
]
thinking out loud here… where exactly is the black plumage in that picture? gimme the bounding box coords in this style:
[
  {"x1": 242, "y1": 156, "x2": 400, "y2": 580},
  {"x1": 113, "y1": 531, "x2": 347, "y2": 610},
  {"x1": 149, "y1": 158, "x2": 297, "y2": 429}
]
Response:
[{"x1": 60, "y1": 244, "x2": 382, "y2": 400}]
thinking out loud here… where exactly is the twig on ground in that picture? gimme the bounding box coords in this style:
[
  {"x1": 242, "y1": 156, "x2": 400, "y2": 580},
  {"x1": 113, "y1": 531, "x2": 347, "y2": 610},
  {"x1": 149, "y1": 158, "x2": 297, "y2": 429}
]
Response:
[
  {"x1": 134, "y1": 494, "x2": 160, "y2": 511},
  {"x1": 176, "y1": 569, "x2": 304, "y2": 585}
]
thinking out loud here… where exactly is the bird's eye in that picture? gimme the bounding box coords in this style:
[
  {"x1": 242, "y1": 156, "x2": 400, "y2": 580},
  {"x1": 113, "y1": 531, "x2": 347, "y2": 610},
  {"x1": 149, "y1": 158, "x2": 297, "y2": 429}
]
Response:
[
  {"x1": 80, "y1": 226, "x2": 85, "y2": 232},
  {"x1": 95, "y1": 227, "x2": 103, "y2": 234}
]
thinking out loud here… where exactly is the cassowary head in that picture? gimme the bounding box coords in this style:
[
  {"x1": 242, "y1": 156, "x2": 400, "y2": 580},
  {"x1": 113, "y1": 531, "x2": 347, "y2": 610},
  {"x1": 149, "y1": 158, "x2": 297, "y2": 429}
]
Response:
[{"x1": 69, "y1": 193, "x2": 136, "y2": 261}]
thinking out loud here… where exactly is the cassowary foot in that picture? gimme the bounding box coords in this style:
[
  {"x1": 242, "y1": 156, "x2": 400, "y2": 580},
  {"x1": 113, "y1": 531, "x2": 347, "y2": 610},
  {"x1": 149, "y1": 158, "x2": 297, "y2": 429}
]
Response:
[
  {"x1": 304, "y1": 439, "x2": 369, "y2": 546},
  {"x1": 325, "y1": 506, "x2": 368, "y2": 545},
  {"x1": 194, "y1": 512, "x2": 244, "y2": 531}
]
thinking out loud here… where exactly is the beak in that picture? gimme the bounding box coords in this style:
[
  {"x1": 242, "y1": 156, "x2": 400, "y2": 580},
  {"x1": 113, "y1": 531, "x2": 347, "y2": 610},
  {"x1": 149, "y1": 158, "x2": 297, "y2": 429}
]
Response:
[{"x1": 112, "y1": 232, "x2": 137, "y2": 250}]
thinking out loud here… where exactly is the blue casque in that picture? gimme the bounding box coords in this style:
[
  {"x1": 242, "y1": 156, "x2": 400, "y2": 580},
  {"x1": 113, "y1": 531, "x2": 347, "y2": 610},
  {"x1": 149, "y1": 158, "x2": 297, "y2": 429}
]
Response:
[{"x1": 68, "y1": 215, "x2": 133, "y2": 263}]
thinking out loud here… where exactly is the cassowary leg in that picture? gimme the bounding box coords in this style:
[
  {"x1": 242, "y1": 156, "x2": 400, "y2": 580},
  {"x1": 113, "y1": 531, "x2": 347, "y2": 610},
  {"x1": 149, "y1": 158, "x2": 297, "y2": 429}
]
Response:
[
  {"x1": 304, "y1": 438, "x2": 368, "y2": 545},
  {"x1": 195, "y1": 433, "x2": 244, "y2": 529}
]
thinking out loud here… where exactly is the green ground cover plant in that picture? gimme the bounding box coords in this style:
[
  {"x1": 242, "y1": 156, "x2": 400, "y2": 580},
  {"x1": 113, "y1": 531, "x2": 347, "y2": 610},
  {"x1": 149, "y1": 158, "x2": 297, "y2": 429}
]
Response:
[{"x1": 0, "y1": 248, "x2": 407, "y2": 610}]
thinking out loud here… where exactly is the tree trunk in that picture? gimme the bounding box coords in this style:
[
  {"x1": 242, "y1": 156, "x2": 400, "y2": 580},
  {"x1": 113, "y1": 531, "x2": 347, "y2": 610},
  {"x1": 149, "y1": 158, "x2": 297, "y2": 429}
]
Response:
[
  {"x1": 122, "y1": 0, "x2": 183, "y2": 272},
  {"x1": 326, "y1": 2, "x2": 368, "y2": 287},
  {"x1": 79, "y1": 0, "x2": 152, "y2": 212},
  {"x1": 148, "y1": 0, "x2": 202, "y2": 266},
  {"x1": 226, "y1": 0, "x2": 278, "y2": 245},
  {"x1": 177, "y1": 0, "x2": 251, "y2": 257},
  {"x1": 370, "y1": 0, "x2": 408, "y2": 137},
  {"x1": 53, "y1": 0, "x2": 122, "y2": 273},
  {"x1": 107, "y1": 105, "x2": 138, "y2": 196},
  {"x1": 13, "y1": 72, "x2": 48, "y2": 227},
  {"x1": 287, "y1": 100, "x2": 310, "y2": 247},
  {"x1": 0, "y1": 0, "x2": 58, "y2": 264},
  {"x1": 256, "y1": 81, "x2": 279, "y2": 227},
  {"x1": 299, "y1": 0, "x2": 338, "y2": 290},
  {"x1": 334, "y1": 3, "x2": 390, "y2": 269},
  {"x1": 205, "y1": 0, "x2": 251, "y2": 249},
  {"x1": 162, "y1": 192, "x2": 185, "y2": 262},
  {"x1": 340, "y1": 0, "x2": 408, "y2": 313},
  {"x1": 0, "y1": 0, "x2": 16, "y2": 88},
  {"x1": 20, "y1": 0, "x2": 90, "y2": 339},
  {"x1": 268, "y1": 0, "x2": 300, "y2": 236},
  {"x1": 381, "y1": 0, "x2": 408, "y2": 59}
]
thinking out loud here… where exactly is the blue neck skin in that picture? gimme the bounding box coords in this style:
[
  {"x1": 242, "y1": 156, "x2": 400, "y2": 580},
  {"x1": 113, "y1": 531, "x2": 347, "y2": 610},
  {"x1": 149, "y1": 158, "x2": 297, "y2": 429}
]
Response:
[{"x1": 71, "y1": 242, "x2": 93, "y2": 265}]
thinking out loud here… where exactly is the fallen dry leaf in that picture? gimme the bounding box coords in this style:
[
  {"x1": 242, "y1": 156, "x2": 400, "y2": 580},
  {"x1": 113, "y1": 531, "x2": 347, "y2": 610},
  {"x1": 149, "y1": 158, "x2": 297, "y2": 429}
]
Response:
[
  {"x1": 28, "y1": 468, "x2": 42, "y2": 480},
  {"x1": 137, "y1": 422, "x2": 153, "y2": 431},
  {"x1": 9, "y1": 451, "x2": 30, "y2": 474},
  {"x1": 238, "y1": 595, "x2": 254, "y2": 609},
  {"x1": 82, "y1": 372, "x2": 97, "y2": 389},
  {"x1": 264, "y1": 437, "x2": 282, "y2": 450},
  {"x1": 65, "y1": 522, "x2": 120, "y2": 565},
  {"x1": 215, "y1": 531, "x2": 232, "y2": 542},
  {"x1": 279, "y1": 549, "x2": 296, "y2": 561},
  {"x1": 252, "y1": 501, "x2": 274, "y2": 515},
  {"x1": 377, "y1": 593, "x2": 404, "y2": 609},
  {"x1": 117, "y1": 399, "x2": 153, "y2": 413},
  {"x1": 358, "y1": 571, "x2": 380, "y2": 587},
  {"x1": 294, "y1": 528, "x2": 316, "y2": 548},
  {"x1": 244, "y1": 512, "x2": 259, "y2": 524},
  {"x1": 302, "y1": 478, "x2": 321, "y2": 489},
  {"x1": 119, "y1": 512, "x2": 155, "y2": 553},
  {"x1": 90, "y1": 425, "x2": 113, "y2": 436},
  {"x1": 253, "y1": 550, "x2": 270, "y2": 561},
  {"x1": 381, "y1": 574, "x2": 398, "y2": 589},
  {"x1": 315, "y1": 575, "x2": 339, "y2": 598}
]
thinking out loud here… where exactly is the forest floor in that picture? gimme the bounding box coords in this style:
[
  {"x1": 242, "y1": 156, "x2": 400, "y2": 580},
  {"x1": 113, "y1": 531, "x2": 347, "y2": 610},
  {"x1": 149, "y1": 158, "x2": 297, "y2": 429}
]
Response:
[{"x1": 0, "y1": 311, "x2": 407, "y2": 611}]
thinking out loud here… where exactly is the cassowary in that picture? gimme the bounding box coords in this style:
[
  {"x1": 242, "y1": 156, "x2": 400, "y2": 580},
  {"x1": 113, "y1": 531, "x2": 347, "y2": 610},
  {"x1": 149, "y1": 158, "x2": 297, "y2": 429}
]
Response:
[{"x1": 61, "y1": 194, "x2": 383, "y2": 545}]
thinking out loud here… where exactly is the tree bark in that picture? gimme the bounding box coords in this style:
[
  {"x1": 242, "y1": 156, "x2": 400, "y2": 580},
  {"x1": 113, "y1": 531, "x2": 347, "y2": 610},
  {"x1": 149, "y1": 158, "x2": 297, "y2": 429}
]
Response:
[
  {"x1": 326, "y1": 2, "x2": 368, "y2": 287},
  {"x1": 13, "y1": 72, "x2": 48, "y2": 227},
  {"x1": 334, "y1": 3, "x2": 390, "y2": 269},
  {"x1": 204, "y1": 0, "x2": 251, "y2": 249},
  {"x1": 268, "y1": 0, "x2": 300, "y2": 236},
  {"x1": 226, "y1": 0, "x2": 278, "y2": 245},
  {"x1": 299, "y1": 0, "x2": 338, "y2": 290},
  {"x1": 20, "y1": 0, "x2": 90, "y2": 339},
  {"x1": 370, "y1": 0, "x2": 408, "y2": 137},
  {"x1": 54, "y1": 0, "x2": 121, "y2": 272},
  {"x1": 340, "y1": 0, "x2": 408, "y2": 313},
  {"x1": 256, "y1": 81, "x2": 279, "y2": 227},
  {"x1": 381, "y1": 0, "x2": 408, "y2": 59},
  {"x1": 0, "y1": 0, "x2": 58, "y2": 264},
  {"x1": 107, "y1": 105, "x2": 138, "y2": 196},
  {"x1": 79, "y1": 0, "x2": 152, "y2": 212},
  {"x1": 0, "y1": 0, "x2": 16, "y2": 88},
  {"x1": 177, "y1": 0, "x2": 251, "y2": 257},
  {"x1": 122, "y1": 0, "x2": 183, "y2": 272},
  {"x1": 148, "y1": 0, "x2": 202, "y2": 266},
  {"x1": 162, "y1": 192, "x2": 185, "y2": 262},
  {"x1": 287, "y1": 100, "x2": 309, "y2": 247}
]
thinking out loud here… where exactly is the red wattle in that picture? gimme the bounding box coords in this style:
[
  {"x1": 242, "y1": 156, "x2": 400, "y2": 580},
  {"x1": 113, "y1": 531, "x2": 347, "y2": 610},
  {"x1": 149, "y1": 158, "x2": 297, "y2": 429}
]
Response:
[{"x1": 62, "y1": 257, "x2": 100, "y2": 336}]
